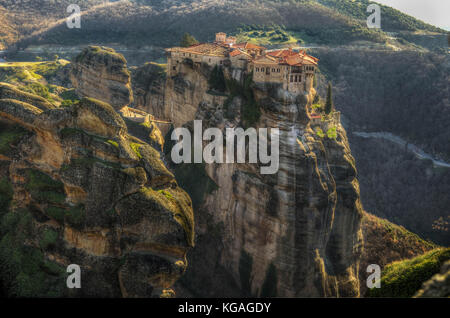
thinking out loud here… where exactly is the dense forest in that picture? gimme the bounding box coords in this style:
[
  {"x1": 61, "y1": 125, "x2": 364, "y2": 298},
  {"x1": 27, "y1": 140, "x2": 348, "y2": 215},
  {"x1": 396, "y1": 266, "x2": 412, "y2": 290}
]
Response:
[
  {"x1": 1, "y1": 0, "x2": 446, "y2": 50},
  {"x1": 350, "y1": 135, "x2": 450, "y2": 245},
  {"x1": 312, "y1": 48, "x2": 450, "y2": 160},
  {"x1": 309, "y1": 46, "x2": 449, "y2": 245}
]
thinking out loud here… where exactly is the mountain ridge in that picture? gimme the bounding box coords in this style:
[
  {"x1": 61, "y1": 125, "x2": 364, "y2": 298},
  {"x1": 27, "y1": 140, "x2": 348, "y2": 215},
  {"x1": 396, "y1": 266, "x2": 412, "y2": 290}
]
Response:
[{"x1": 0, "y1": 0, "x2": 447, "y2": 51}]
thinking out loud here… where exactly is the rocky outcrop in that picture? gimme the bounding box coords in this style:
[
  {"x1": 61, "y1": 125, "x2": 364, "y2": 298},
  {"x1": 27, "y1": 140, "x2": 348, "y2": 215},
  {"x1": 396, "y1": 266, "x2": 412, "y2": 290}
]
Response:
[
  {"x1": 155, "y1": 60, "x2": 363, "y2": 297},
  {"x1": 0, "y1": 92, "x2": 193, "y2": 297},
  {"x1": 414, "y1": 260, "x2": 450, "y2": 297},
  {"x1": 131, "y1": 62, "x2": 225, "y2": 136},
  {"x1": 0, "y1": 82, "x2": 55, "y2": 110},
  {"x1": 69, "y1": 46, "x2": 133, "y2": 110},
  {"x1": 131, "y1": 63, "x2": 166, "y2": 120}
]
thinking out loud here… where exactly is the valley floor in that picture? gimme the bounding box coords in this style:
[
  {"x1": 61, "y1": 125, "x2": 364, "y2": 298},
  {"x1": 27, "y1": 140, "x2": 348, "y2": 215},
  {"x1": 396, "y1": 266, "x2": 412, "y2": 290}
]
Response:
[{"x1": 353, "y1": 131, "x2": 450, "y2": 168}]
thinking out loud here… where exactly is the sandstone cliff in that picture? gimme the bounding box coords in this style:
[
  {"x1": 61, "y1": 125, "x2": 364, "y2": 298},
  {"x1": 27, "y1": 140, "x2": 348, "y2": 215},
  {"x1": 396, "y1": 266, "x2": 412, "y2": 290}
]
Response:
[
  {"x1": 142, "y1": 60, "x2": 364, "y2": 297},
  {"x1": 131, "y1": 62, "x2": 166, "y2": 123},
  {"x1": 69, "y1": 46, "x2": 133, "y2": 110},
  {"x1": 70, "y1": 48, "x2": 165, "y2": 152},
  {"x1": 0, "y1": 90, "x2": 194, "y2": 297}
]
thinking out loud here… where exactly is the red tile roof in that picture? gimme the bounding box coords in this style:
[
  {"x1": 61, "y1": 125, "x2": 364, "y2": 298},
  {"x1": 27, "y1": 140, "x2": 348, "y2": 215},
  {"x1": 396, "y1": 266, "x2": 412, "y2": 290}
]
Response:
[
  {"x1": 252, "y1": 55, "x2": 279, "y2": 65},
  {"x1": 229, "y1": 49, "x2": 242, "y2": 57},
  {"x1": 266, "y1": 49, "x2": 318, "y2": 66},
  {"x1": 234, "y1": 42, "x2": 266, "y2": 50},
  {"x1": 166, "y1": 34, "x2": 318, "y2": 68}
]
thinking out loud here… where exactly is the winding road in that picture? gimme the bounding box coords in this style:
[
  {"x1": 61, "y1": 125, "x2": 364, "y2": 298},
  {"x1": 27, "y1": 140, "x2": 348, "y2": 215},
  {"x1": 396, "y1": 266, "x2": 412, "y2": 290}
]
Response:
[{"x1": 352, "y1": 131, "x2": 450, "y2": 168}]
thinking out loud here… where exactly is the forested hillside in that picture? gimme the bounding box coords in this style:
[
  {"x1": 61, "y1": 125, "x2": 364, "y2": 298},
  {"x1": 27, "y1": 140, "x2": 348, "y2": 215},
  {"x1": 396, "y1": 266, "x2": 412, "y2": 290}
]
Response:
[
  {"x1": 313, "y1": 48, "x2": 450, "y2": 159},
  {"x1": 315, "y1": 0, "x2": 443, "y2": 32},
  {"x1": 0, "y1": 0, "x2": 446, "y2": 51},
  {"x1": 0, "y1": 0, "x2": 106, "y2": 49},
  {"x1": 311, "y1": 47, "x2": 449, "y2": 245}
]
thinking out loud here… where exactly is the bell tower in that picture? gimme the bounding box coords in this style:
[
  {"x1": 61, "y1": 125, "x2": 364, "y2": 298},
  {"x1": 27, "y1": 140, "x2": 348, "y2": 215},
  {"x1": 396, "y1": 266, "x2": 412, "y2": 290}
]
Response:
[{"x1": 215, "y1": 32, "x2": 226, "y2": 43}]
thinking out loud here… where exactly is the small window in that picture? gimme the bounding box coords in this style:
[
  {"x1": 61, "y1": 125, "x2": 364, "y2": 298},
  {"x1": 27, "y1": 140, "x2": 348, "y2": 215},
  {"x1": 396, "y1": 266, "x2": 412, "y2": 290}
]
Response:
[
  {"x1": 209, "y1": 58, "x2": 211, "y2": 62},
  {"x1": 256, "y1": 67, "x2": 259, "y2": 72},
  {"x1": 272, "y1": 68, "x2": 275, "y2": 72},
  {"x1": 295, "y1": 75, "x2": 298, "y2": 82},
  {"x1": 183, "y1": 53, "x2": 185, "y2": 56},
  {"x1": 277, "y1": 68, "x2": 280, "y2": 73},
  {"x1": 172, "y1": 66, "x2": 176, "y2": 70},
  {"x1": 261, "y1": 67, "x2": 264, "y2": 72},
  {"x1": 220, "y1": 60, "x2": 223, "y2": 64},
  {"x1": 290, "y1": 75, "x2": 293, "y2": 83}
]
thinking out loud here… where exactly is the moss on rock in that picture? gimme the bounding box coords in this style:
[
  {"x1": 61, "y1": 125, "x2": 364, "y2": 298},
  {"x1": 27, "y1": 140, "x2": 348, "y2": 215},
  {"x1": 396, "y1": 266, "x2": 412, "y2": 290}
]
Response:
[{"x1": 367, "y1": 248, "x2": 450, "y2": 297}]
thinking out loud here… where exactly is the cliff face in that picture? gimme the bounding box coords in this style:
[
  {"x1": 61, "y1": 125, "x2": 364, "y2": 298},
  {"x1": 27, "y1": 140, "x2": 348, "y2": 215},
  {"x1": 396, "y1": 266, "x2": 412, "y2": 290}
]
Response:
[
  {"x1": 0, "y1": 91, "x2": 194, "y2": 297},
  {"x1": 69, "y1": 46, "x2": 133, "y2": 110},
  {"x1": 146, "y1": 61, "x2": 363, "y2": 297},
  {"x1": 131, "y1": 63, "x2": 166, "y2": 122}
]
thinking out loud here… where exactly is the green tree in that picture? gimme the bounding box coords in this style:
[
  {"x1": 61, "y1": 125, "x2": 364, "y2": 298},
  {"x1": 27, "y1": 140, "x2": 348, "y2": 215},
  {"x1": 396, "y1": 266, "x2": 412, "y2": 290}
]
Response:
[
  {"x1": 313, "y1": 92, "x2": 320, "y2": 104},
  {"x1": 325, "y1": 82, "x2": 334, "y2": 114},
  {"x1": 180, "y1": 33, "x2": 199, "y2": 47},
  {"x1": 327, "y1": 126, "x2": 337, "y2": 139}
]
